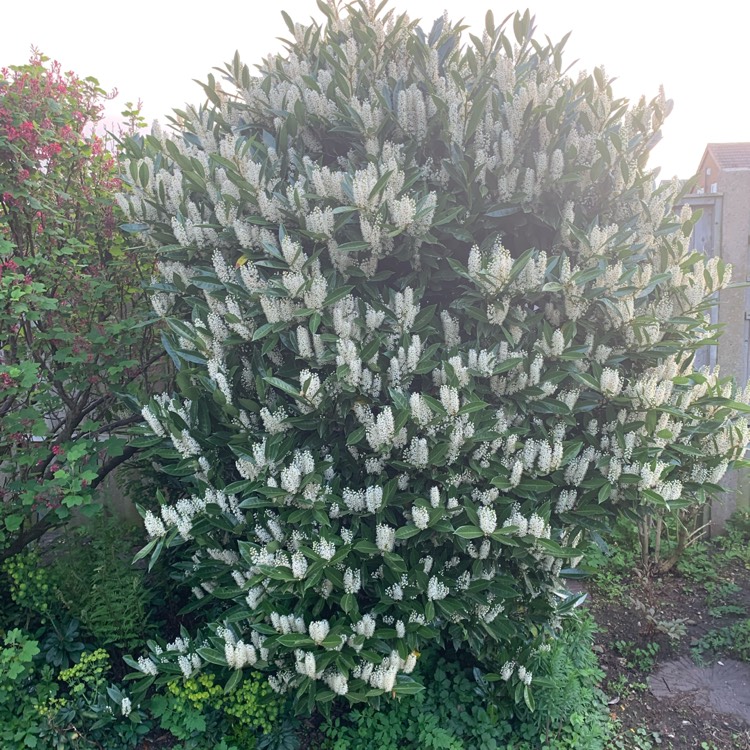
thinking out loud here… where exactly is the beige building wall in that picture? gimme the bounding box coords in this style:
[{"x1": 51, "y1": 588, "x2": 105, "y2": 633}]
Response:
[
  {"x1": 714, "y1": 170, "x2": 750, "y2": 527},
  {"x1": 682, "y1": 149, "x2": 750, "y2": 529}
]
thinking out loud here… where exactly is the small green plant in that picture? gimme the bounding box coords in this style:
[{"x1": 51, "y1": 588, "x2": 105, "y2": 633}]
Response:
[
  {"x1": 719, "y1": 510, "x2": 750, "y2": 568},
  {"x1": 676, "y1": 542, "x2": 718, "y2": 583},
  {"x1": 223, "y1": 671, "x2": 284, "y2": 745},
  {"x1": 583, "y1": 525, "x2": 638, "y2": 601},
  {"x1": 630, "y1": 596, "x2": 687, "y2": 642},
  {"x1": 149, "y1": 670, "x2": 283, "y2": 749},
  {"x1": 609, "y1": 725, "x2": 662, "y2": 749},
  {"x1": 726, "y1": 510, "x2": 750, "y2": 538},
  {"x1": 257, "y1": 720, "x2": 300, "y2": 750},
  {"x1": 613, "y1": 640, "x2": 660, "y2": 673},
  {"x1": 606, "y1": 673, "x2": 649, "y2": 703},
  {"x1": 704, "y1": 581, "x2": 745, "y2": 618},
  {"x1": 59, "y1": 648, "x2": 111, "y2": 697},
  {"x1": 150, "y1": 673, "x2": 224, "y2": 744},
  {"x1": 39, "y1": 618, "x2": 87, "y2": 669},
  {"x1": 35, "y1": 648, "x2": 152, "y2": 749},
  {"x1": 693, "y1": 619, "x2": 750, "y2": 663},
  {"x1": 38, "y1": 649, "x2": 112, "y2": 731}
]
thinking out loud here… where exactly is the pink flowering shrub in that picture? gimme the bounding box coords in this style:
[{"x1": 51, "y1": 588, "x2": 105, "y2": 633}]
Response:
[{"x1": 0, "y1": 54, "x2": 162, "y2": 556}]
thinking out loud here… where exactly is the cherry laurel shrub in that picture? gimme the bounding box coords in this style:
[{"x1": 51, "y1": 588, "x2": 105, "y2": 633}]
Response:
[{"x1": 120, "y1": 1, "x2": 750, "y2": 713}]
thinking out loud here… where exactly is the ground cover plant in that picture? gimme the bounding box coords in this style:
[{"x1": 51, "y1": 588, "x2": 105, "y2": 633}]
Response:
[{"x1": 116, "y1": 0, "x2": 750, "y2": 728}]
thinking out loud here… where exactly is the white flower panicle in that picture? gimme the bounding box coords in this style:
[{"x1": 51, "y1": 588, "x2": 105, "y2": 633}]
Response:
[
  {"x1": 120, "y1": 697, "x2": 132, "y2": 717},
  {"x1": 478, "y1": 506, "x2": 497, "y2": 536},
  {"x1": 375, "y1": 524, "x2": 396, "y2": 553},
  {"x1": 141, "y1": 405, "x2": 166, "y2": 437},
  {"x1": 309, "y1": 620, "x2": 330, "y2": 645},
  {"x1": 412, "y1": 506, "x2": 430, "y2": 530},
  {"x1": 427, "y1": 576, "x2": 449, "y2": 601}
]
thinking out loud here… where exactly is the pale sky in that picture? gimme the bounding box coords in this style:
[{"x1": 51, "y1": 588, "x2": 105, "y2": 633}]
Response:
[{"x1": 4, "y1": 1, "x2": 749, "y2": 179}]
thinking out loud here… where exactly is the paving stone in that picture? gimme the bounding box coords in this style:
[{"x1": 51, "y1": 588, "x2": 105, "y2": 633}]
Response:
[{"x1": 649, "y1": 657, "x2": 750, "y2": 725}]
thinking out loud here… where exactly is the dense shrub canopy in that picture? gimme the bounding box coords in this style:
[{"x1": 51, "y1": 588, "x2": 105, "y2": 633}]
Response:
[
  {"x1": 0, "y1": 54, "x2": 160, "y2": 556},
  {"x1": 120, "y1": 1, "x2": 750, "y2": 710}
]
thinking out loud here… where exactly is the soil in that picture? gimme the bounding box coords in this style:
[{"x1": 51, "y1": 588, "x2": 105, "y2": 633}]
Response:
[{"x1": 587, "y1": 553, "x2": 750, "y2": 749}]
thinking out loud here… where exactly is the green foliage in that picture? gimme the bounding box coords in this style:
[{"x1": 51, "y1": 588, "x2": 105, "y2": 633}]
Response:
[
  {"x1": 320, "y1": 618, "x2": 613, "y2": 750},
  {"x1": 726, "y1": 509, "x2": 750, "y2": 538},
  {"x1": 35, "y1": 647, "x2": 153, "y2": 749},
  {"x1": 608, "y1": 726, "x2": 663, "y2": 750},
  {"x1": 672, "y1": 510, "x2": 750, "y2": 584},
  {"x1": 583, "y1": 524, "x2": 638, "y2": 601},
  {"x1": 480, "y1": 614, "x2": 614, "y2": 749},
  {"x1": 1, "y1": 547, "x2": 53, "y2": 624},
  {"x1": 256, "y1": 720, "x2": 300, "y2": 750},
  {"x1": 0, "y1": 628, "x2": 51, "y2": 749},
  {"x1": 58, "y1": 648, "x2": 111, "y2": 697},
  {"x1": 223, "y1": 671, "x2": 283, "y2": 743},
  {"x1": 0, "y1": 52, "x2": 163, "y2": 557},
  {"x1": 704, "y1": 580, "x2": 745, "y2": 618},
  {"x1": 149, "y1": 670, "x2": 282, "y2": 749},
  {"x1": 0, "y1": 627, "x2": 39, "y2": 681},
  {"x1": 675, "y1": 541, "x2": 718, "y2": 582},
  {"x1": 693, "y1": 618, "x2": 750, "y2": 664},
  {"x1": 319, "y1": 653, "x2": 513, "y2": 750},
  {"x1": 718, "y1": 510, "x2": 750, "y2": 568},
  {"x1": 49, "y1": 517, "x2": 156, "y2": 651},
  {"x1": 613, "y1": 640, "x2": 660, "y2": 673},
  {"x1": 150, "y1": 675, "x2": 221, "y2": 743},
  {"x1": 39, "y1": 618, "x2": 87, "y2": 669},
  {"x1": 629, "y1": 596, "x2": 687, "y2": 642}
]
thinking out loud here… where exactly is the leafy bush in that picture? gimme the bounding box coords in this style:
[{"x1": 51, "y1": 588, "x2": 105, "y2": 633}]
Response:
[
  {"x1": 149, "y1": 670, "x2": 283, "y2": 748},
  {"x1": 120, "y1": 0, "x2": 750, "y2": 715},
  {"x1": 0, "y1": 53, "x2": 163, "y2": 558},
  {"x1": 1, "y1": 547, "x2": 54, "y2": 625}
]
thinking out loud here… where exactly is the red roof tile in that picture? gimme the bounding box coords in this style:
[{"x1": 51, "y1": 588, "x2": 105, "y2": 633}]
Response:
[{"x1": 705, "y1": 143, "x2": 750, "y2": 170}]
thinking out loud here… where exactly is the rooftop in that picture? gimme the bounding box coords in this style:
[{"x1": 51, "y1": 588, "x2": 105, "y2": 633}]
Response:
[{"x1": 703, "y1": 143, "x2": 750, "y2": 170}]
